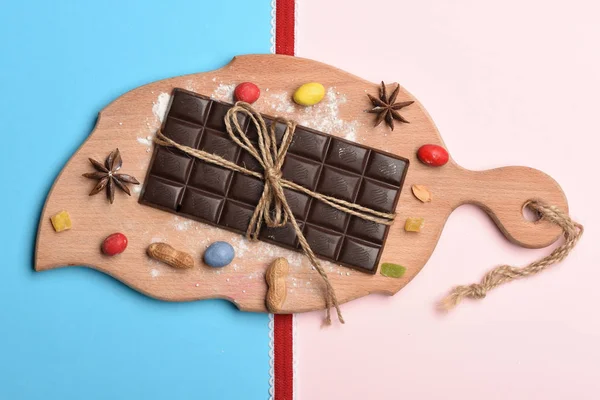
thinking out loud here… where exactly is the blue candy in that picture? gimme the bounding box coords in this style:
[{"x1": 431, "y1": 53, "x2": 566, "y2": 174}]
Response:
[{"x1": 203, "y1": 241, "x2": 235, "y2": 268}]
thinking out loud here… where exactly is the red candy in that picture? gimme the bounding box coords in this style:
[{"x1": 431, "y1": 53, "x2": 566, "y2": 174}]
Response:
[
  {"x1": 101, "y1": 233, "x2": 128, "y2": 256},
  {"x1": 234, "y1": 82, "x2": 260, "y2": 104},
  {"x1": 417, "y1": 144, "x2": 449, "y2": 167}
]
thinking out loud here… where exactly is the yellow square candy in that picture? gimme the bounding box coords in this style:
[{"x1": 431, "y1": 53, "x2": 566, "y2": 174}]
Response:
[
  {"x1": 50, "y1": 211, "x2": 72, "y2": 232},
  {"x1": 404, "y1": 217, "x2": 424, "y2": 232}
]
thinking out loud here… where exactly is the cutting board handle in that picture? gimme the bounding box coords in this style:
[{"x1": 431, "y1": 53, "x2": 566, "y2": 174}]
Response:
[{"x1": 453, "y1": 166, "x2": 568, "y2": 249}]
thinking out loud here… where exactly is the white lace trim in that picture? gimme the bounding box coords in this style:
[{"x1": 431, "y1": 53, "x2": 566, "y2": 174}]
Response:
[
  {"x1": 269, "y1": 0, "x2": 276, "y2": 54},
  {"x1": 293, "y1": 0, "x2": 298, "y2": 55},
  {"x1": 268, "y1": 313, "x2": 275, "y2": 400}
]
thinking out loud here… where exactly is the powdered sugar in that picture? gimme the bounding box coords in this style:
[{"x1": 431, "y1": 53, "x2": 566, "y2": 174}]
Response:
[
  {"x1": 208, "y1": 84, "x2": 359, "y2": 141},
  {"x1": 267, "y1": 92, "x2": 295, "y2": 114},
  {"x1": 211, "y1": 83, "x2": 236, "y2": 102},
  {"x1": 138, "y1": 92, "x2": 170, "y2": 151},
  {"x1": 229, "y1": 236, "x2": 251, "y2": 257},
  {"x1": 184, "y1": 79, "x2": 196, "y2": 92},
  {"x1": 173, "y1": 216, "x2": 193, "y2": 232},
  {"x1": 137, "y1": 136, "x2": 152, "y2": 146},
  {"x1": 211, "y1": 234, "x2": 307, "y2": 271},
  {"x1": 152, "y1": 92, "x2": 171, "y2": 123},
  {"x1": 262, "y1": 88, "x2": 359, "y2": 142}
]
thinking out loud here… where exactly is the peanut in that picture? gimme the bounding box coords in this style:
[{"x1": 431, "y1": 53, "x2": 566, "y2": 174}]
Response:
[
  {"x1": 147, "y1": 243, "x2": 194, "y2": 269},
  {"x1": 265, "y1": 257, "x2": 289, "y2": 312}
]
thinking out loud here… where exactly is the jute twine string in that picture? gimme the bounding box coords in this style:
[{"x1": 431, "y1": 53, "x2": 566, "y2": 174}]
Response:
[
  {"x1": 439, "y1": 200, "x2": 584, "y2": 311},
  {"x1": 154, "y1": 102, "x2": 397, "y2": 324}
]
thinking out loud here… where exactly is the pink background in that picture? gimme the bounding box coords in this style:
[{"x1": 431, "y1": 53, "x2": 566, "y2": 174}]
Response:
[{"x1": 295, "y1": 1, "x2": 599, "y2": 399}]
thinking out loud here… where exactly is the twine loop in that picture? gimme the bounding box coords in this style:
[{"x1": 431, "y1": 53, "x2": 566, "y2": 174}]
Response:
[
  {"x1": 440, "y1": 200, "x2": 583, "y2": 310},
  {"x1": 154, "y1": 102, "x2": 397, "y2": 324}
]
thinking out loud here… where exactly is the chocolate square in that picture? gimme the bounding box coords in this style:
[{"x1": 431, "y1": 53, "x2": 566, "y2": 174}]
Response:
[
  {"x1": 206, "y1": 101, "x2": 248, "y2": 132},
  {"x1": 316, "y1": 166, "x2": 361, "y2": 202},
  {"x1": 346, "y1": 217, "x2": 387, "y2": 244},
  {"x1": 180, "y1": 188, "x2": 224, "y2": 222},
  {"x1": 303, "y1": 225, "x2": 343, "y2": 259},
  {"x1": 307, "y1": 201, "x2": 349, "y2": 232},
  {"x1": 356, "y1": 179, "x2": 398, "y2": 213},
  {"x1": 325, "y1": 138, "x2": 369, "y2": 173},
  {"x1": 187, "y1": 161, "x2": 233, "y2": 196},
  {"x1": 288, "y1": 126, "x2": 329, "y2": 161},
  {"x1": 163, "y1": 117, "x2": 203, "y2": 148},
  {"x1": 198, "y1": 129, "x2": 240, "y2": 162},
  {"x1": 169, "y1": 90, "x2": 210, "y2": 125},
  {"x1": 150, "y1": 148, "x2": 193, "y2": 183},
  {"x1": 237, "y1": 150, "x2": 263, "y2": 172},
  {"x1": 218, "y1": 200, "x2": 254, "y2": 232},
  {"x1": 229, "y1": 174, "x2": 265, "y2": 205},
  {"x1": 365, "y1": 151, "x2": 407, "y2": 186},
  {"x1": 337, "y1": 238, "x2": 380, "y2": 272},
  {"x1": 283, "y1": 188, "x2": 310, "y2": 220},
  {"x1": 141, "y1": 177, "x2": 184, "y2": 211},
  {"x1": 260, "y1": 221, "x2": 303, "y2": 247},
  {"x1": 247, "y1": 117, "x2": 288, "y2": 145},
  {"x1": 281, "y1": 154, "x2": 322, "y2": 191}
]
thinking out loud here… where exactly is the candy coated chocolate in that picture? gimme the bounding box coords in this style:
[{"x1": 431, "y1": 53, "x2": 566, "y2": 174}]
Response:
[
  {"x1": 204, "y1": 241, "x2": 235, "y2": 268},
  {"x1": 293, "y1": 82, "x2": 325, "y2": 106},
  {"x1": 417, "y1": 144, "x2": 449, "y2": 167},
  {"x1": 102, "y1": 233, "x2": 128, "y2": 256},
  {"x1": 234, "y1": 82, "x2": 260, "y2": 104}
]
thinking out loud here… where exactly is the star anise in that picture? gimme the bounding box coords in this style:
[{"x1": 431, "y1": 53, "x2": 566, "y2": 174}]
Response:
[
  {"x1": 82, "y1": 148, "x2": 140, "y2": 204},
  {"x1": 367, "y1": 81, "x2": 414, "y2": 131}
]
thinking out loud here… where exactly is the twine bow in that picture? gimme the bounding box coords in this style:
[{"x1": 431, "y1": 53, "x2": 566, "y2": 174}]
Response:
[{"x1": 154, "y1": 102, "x2": 397, "y2": 324}]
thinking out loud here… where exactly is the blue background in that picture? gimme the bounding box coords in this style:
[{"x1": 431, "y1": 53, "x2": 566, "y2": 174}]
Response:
[{"x1": 0, "y1": 1, "x2": 272, "y2": 399}]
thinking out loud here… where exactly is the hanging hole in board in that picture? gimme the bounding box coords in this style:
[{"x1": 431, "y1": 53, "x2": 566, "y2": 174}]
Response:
[{"x1": 522, "y1": 201, "x2": 542, "y2": 222}]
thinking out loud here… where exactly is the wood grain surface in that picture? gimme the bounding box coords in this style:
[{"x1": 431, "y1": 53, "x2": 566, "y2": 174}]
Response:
[{"x1": 35, "y1": 54, "x2": 568, "y2": 313}]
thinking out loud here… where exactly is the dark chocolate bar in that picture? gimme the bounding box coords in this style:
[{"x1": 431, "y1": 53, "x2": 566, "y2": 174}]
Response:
[{"x1": 140, "y1": 89, "x2": 409, "y2": 273}]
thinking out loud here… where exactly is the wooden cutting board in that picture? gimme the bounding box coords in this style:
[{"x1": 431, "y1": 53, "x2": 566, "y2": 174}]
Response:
[{"x1": 35, "y1": 54, "x2": 567, "y2": 313}]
